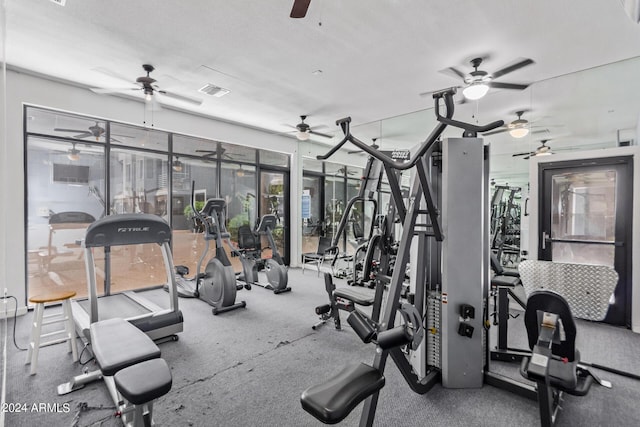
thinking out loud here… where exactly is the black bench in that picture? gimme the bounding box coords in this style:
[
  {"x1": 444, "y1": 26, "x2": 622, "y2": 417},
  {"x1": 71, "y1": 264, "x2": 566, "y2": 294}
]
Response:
[{"x1": 90, "y1": 318, "x2": 173, "y2": 426}]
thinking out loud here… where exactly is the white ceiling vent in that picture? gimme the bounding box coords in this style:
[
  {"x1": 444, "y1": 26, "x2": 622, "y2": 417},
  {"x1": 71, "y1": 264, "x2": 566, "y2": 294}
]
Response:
[{"x1": 198, "y1": 84, "x2": 230, "y2": 98}]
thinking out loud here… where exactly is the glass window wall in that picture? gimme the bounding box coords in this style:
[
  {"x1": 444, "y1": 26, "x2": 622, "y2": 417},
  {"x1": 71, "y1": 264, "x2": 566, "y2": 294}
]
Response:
[{"x1": 25, "y1": 106, "x2": 291, "y2": 301}]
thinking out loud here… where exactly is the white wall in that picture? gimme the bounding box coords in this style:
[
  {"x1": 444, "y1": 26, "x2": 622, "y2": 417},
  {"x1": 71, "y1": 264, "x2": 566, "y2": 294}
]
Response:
[
  {"x1": 526, "y1": 146, "x2": 640, "y2": 332},
  {"x1": 1, "y1": 69, "x2": 311, "y2": 316}
]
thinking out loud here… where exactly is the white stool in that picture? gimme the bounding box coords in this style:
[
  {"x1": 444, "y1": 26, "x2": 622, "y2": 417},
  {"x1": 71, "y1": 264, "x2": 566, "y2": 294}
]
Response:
[{"x1": 25, "y1": 290, "x2": 78, "y2": 375}]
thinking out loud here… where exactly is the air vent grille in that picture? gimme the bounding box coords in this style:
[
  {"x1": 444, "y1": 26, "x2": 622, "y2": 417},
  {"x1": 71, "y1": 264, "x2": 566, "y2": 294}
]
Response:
[{"x1": 198, "y1": 84, "x2": 230, "y2": 98}]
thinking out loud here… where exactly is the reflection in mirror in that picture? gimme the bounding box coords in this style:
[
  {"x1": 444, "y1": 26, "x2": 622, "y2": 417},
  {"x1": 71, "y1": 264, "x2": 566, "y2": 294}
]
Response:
[
  {"x1": 26, "y1": 136, "x2": 105, "y2": 300},
  {"x1": 220, "y1": 142, "x2": 256, "y2": 163},
  {"x1": 110, "y1": 123, "x2": 168, "y2": 150}
]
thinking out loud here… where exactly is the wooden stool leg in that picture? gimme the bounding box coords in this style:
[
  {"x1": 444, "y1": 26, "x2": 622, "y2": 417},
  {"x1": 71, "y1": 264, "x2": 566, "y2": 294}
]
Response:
[
  {"x1": 63, "y1": 299, "x2": 78, "y2": 362},
  {"x1": 28, "y1": 303, "x2": 45, "y2": 375},
  {"x1": 25, "y1": 304, "x2": 38, "y2": 365}
]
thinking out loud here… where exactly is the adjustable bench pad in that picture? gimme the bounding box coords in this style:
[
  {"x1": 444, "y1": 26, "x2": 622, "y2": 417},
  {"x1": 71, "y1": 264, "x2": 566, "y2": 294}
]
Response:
[
  {"x1": 491, "y1": 274, "x2": 521, "y2": 288},
  {"x1": 301, "y1": 362, "x2": 385, "y2": 424},
  {"x1": 334, "y1": 288, "x2": 375, "y2": 306},
  {"x1": 114, "y1": 358, "x2": 173, "y2": 405},
  {"x1": 90, "y1": 318, "x2": 161, "y2": 376}
]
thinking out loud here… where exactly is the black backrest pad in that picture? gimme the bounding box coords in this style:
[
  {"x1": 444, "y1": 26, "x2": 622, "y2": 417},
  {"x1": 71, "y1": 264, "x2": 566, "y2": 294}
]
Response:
[
  {"x1": 524, "y1": 290, "x2": 576, "y2": 361},
  {"x1": 90, "y1": 318, "x2": 161, "y2": 376},
  {"x1": 84, "y1": 213, "x2": 171, "y2": 247},
  {"x1": 238, "y1": 225, "x2": 258, "y2": 249},
  {"x1": 490, "y1": 251, "x2": 504, "y2": 275},
  {"x1": 317, "y1": 236, "x2": 333, "y2": 254}
]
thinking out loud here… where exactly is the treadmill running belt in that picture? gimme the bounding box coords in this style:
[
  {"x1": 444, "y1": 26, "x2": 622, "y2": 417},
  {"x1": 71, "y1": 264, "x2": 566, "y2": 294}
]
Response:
[{"x1": 77, "y1": 293, "x2": 151, "y2": 320}]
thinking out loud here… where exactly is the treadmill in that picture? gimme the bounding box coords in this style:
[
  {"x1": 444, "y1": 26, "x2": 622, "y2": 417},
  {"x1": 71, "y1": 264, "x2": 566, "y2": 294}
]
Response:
[{"x1": 70, "y1": 213, "x2": 183, "y2": 342}]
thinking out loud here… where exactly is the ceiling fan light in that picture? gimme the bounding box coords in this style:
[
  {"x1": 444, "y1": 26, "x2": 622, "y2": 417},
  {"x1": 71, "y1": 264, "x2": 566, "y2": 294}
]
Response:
[
  {"x1": 297, "y1": 130, "x2": 310, "y2": 141},
  {"x1": 172, "y1": 160, "x2": 183, "y2": 172},
  {"x1": 462, "y1": 82, "x2": 489, "y2": 100},
  {"x1": 536, "y1": 151, "x2": 552, "y2": 156},
  {"x1": 67, "y1": 152, "x2": 80, "y2": 161},
  {"x1": 509, "y1": 127, "x2": 530, "y2": 138}
]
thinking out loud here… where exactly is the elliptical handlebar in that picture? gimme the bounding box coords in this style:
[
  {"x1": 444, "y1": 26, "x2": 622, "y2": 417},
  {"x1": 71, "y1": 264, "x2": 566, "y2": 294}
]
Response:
[
  {"x1": 190, "y1": 181, "x2": 207, "y2": 226},
  {"x1": 316, "y1": 88, "x2": 504, "y2": 169}
]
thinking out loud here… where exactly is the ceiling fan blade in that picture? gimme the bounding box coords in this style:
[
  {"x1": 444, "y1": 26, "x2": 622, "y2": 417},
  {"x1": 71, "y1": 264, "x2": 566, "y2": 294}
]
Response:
[
  {"x1": 92, "y1": 67, "x2": 135, "y2": 83},
  {"x1": 488, "y1": 82, "x2": 530, "y2": 90},
  {"x1": 439, "y1": 67, "x2": 467, "y2": 80},
  {"x1": 290, "y1": 0, "x2": 311, "y2": 18},
  {"x1": 158, "y1": 90, "x2": 203, "y2": 105},
  {"x1": 73, "y1": 133, "x2": 93, "y2": 139},
  {"x1": 90, "y1": 87, "x2": 139, "y2": 94},
  {"x1": 438, "y1": 67, "x2": 467, "y2": 80},
  {"x1": 483, "y1": 127, "x2": 508, "y2": 136},
  {"x1": 512, "y1": 151, "x2": 534, "y2": 157},
  {"x1": 309, "y1": 130, "x2": 333, "y2": 139},
  {"x1": 347, "y1": 149, "x2": 363, "y2": 154},
  {"x1": 491, "y1": 58, "x2": 534, "y2": 79},
  {"x1": 522, "y1": 155, "x2": 531, "y2": 160},
  {"x1": 54, "y1": 127, "x2": 88, "y2": 133},
  {"x1": 419, "y1": 85, "x2": 462, "y2": 98}
]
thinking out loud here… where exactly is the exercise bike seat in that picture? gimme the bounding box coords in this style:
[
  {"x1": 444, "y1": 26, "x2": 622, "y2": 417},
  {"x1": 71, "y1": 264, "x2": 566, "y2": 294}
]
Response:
[
  {"x1": 301, "y1": 362, "x2": 385, "y2": 424},
  {"x1": 90, "y1": 318, "x2": 161, "y2": 376},
  {"x1": 334, "y1": 288, "x2": 375, "y2": 306}
]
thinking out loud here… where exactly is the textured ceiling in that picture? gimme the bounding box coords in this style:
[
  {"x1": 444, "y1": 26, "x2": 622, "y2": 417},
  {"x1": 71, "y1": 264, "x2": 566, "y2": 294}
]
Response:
[{"x1": 5, "y1": 0, "x2": 640, "y2": 186}]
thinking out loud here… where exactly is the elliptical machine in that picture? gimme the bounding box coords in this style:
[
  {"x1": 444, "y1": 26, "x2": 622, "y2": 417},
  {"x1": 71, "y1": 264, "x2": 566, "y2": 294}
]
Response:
[
  {"x1": 198, "y1": 198, "x2": 249, "y2": 314},
  {"x1": 236, "y1": 214, "x2": 291, "y2": 294},
  {"x1": 169, "y1": 182, "x2": 248, "y2": 314}
]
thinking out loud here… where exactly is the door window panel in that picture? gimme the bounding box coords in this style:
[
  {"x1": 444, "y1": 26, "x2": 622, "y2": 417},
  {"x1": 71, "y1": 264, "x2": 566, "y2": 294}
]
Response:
[
  {"x1": 550, "y1": 170, "x2": 617, "y2": 242},
  {"x1": 302, "y1": 175, "x2": 322, "y2": 254},
  {"x1": 259, "y1": 171, "x2": 288, "y2": 261}
]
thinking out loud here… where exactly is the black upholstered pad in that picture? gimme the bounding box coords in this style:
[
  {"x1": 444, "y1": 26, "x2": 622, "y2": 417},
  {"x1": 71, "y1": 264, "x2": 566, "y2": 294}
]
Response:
[
  {"x1": 301, "y1": 363, "x2": 385, "y2": 424},
  {"x1": 90, "y1": 318, "x2": 161, "y2": 376},
  {"x1": 521, "y1": 350, "x2": 584, "y2": 392},
  {"x1": 114, "y1": 358, "x2": 173, "y2": 405},
  {"x1": 491, "y1": 274, "x2": 521, "y2": 288},
  {"x1": 334, "y1": 288, "x2": 375, "y2": 306}
]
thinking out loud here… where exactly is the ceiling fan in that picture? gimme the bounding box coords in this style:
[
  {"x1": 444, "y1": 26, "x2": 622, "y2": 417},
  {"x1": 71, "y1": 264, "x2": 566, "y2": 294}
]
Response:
[
  {"x1": 195, "y1": 147, "x2": 231, "y2": 160},
  {"x1": 53, "y1": 121, "x2": 130, "y2": 142},
  {"x1": 290, "y1": 0, "x2": 311, "y2": 18},
  {"x1": 286, "y1": 115, "x2": 332, "y2": 141},
  {"x1": 348, "y1": 138, "x2": 380, "y2": 154},
  {"x1": 484, "y1": 111, "x2": 545, "y2": 139},
  {"x1": 512, "y1": 140, "x2": 554, "y2": 160},
  {"x1": 67, "y1": 143, "x2": 81, "y2": 161},
  {"x1": 440, "y1": 57, "x2": 534, "y2": 100},
  {"x1": 51, "y1": 142, "x2": 83, "y2": 161},
  {"x1": 91, "y1": 64, "x2": 202, "y2": 106}
]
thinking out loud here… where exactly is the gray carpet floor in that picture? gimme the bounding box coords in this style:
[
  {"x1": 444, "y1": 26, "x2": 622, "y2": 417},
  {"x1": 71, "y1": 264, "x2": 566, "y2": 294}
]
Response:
[{"x1": 2, "y1": 267, "x2": 640, "y2": 426}]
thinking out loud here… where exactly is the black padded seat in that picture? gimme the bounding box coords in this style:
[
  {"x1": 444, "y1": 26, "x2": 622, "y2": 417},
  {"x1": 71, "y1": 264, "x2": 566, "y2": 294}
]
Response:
[
  {"x1": 520, "y1": 350, "x2": 593, "y2": 396},
  {"x1": 334, "y1": 288, "x2": 375, "y2": 306},
  {"x1": 301, "y1": 362, "x2": 385, "y2": 424},
  {"x1": 90, "y1": 318, "x2": 161, "y2": 376},
  {"x1": 114, "y1": 358, "x2": 173, "y2": 405},
  {"x1": 491, "y1": 274, "x2": 521, "y2": 288}
]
